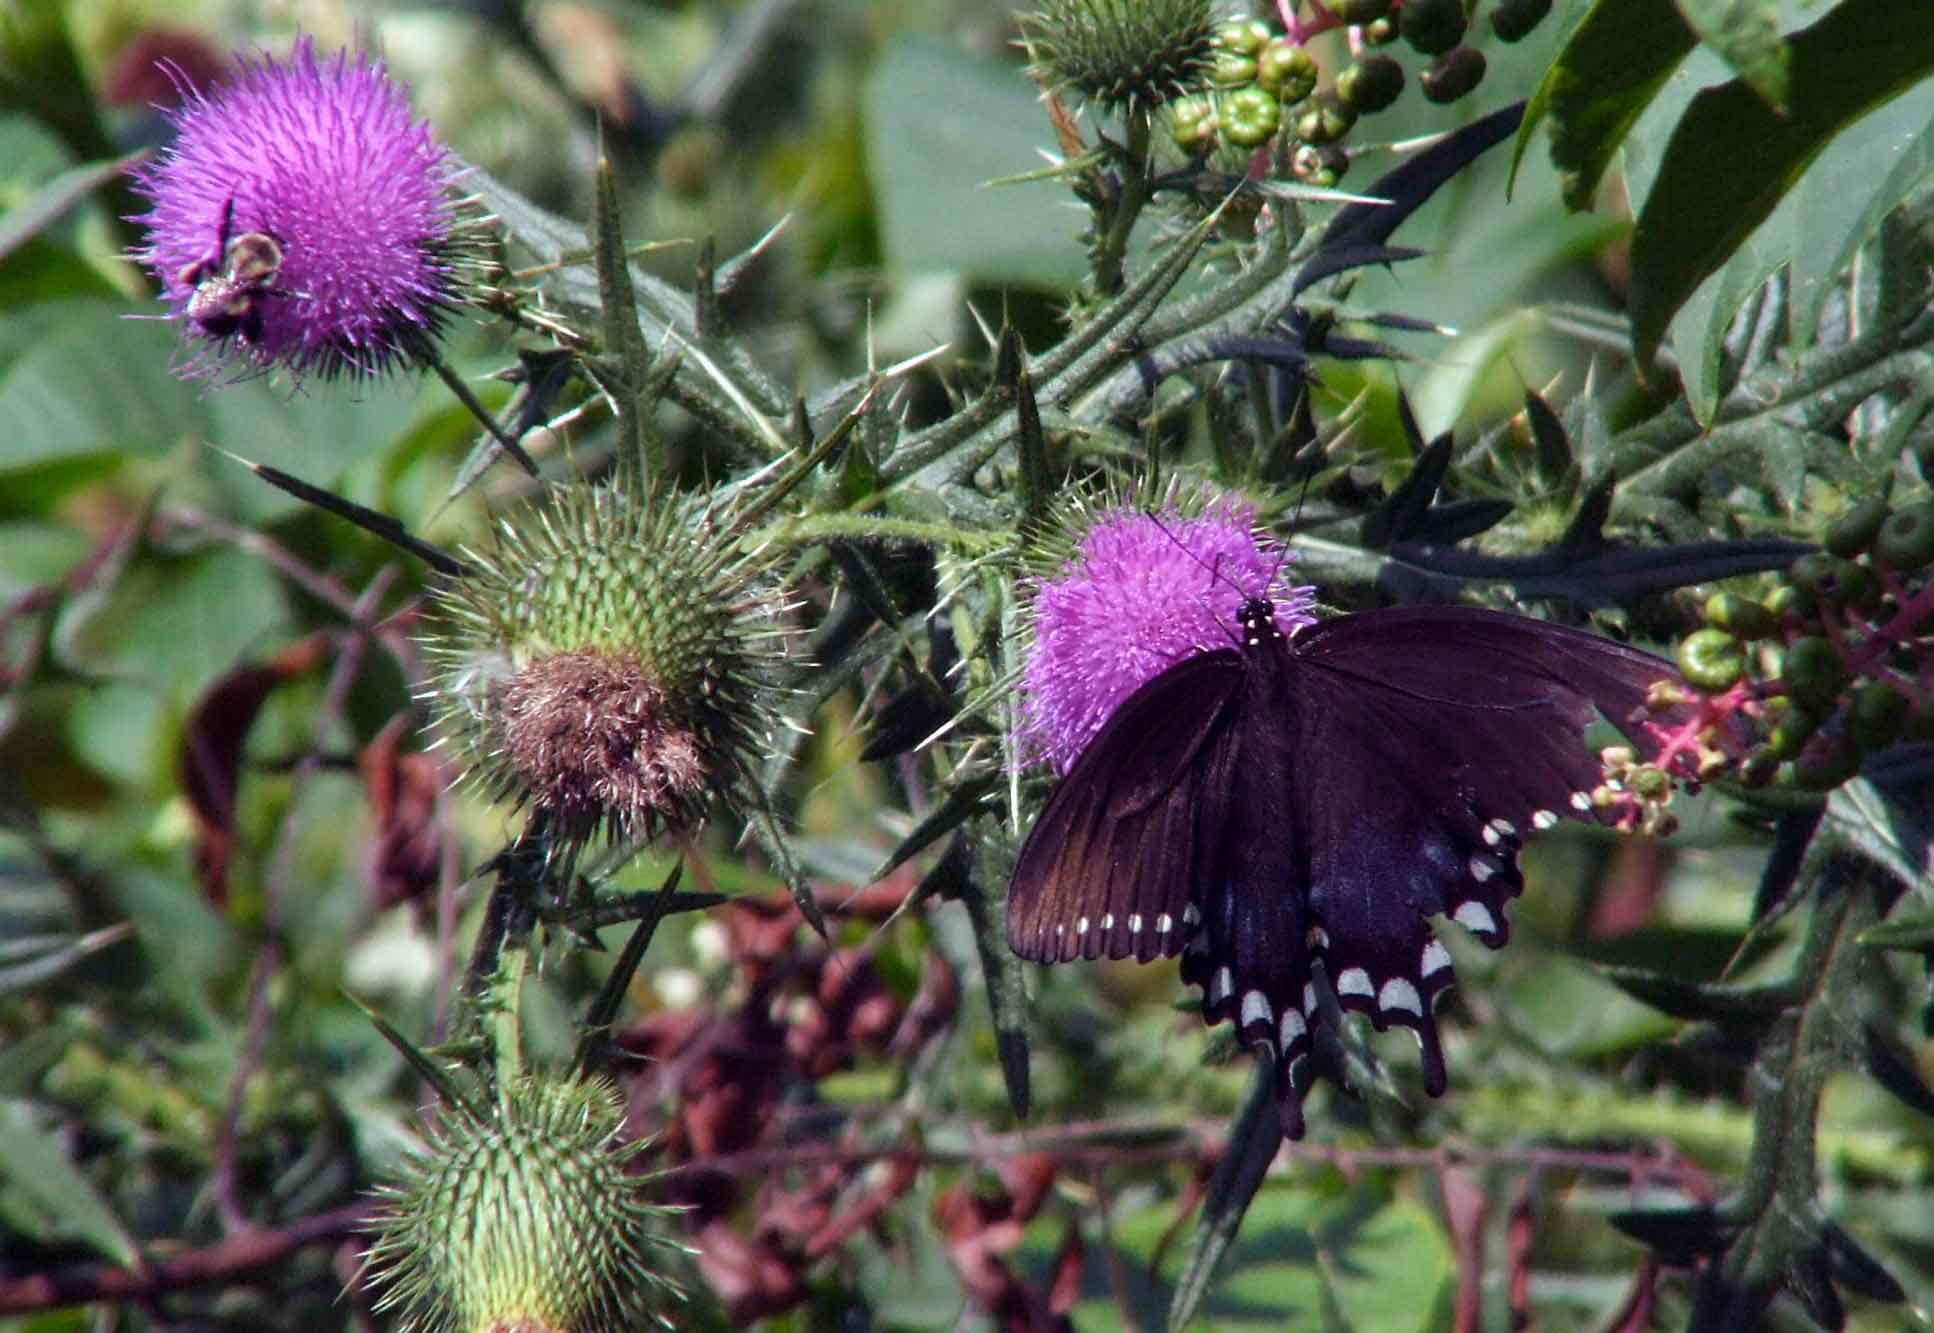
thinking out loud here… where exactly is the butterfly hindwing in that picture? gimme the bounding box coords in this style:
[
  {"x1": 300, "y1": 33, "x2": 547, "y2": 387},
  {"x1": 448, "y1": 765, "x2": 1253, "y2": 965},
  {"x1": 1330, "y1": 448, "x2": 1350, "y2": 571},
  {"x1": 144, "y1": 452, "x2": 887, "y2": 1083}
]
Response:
[
  {"x1": 1007, "y1": 649, "x2": 1245, "y2": 965},
  {"x1": 1283, "y1": 607, "x2": 1674, "y2": 1101}
]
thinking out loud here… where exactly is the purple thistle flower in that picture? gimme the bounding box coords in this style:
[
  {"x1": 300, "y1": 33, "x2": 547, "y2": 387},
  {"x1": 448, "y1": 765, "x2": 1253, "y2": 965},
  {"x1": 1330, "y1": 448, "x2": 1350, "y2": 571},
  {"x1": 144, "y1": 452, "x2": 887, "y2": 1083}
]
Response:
[
  {"x1": 129, "y1": 36, "x2": 467, "y2": 380},
  {"x1": 1017, "y1": 498, "x2": 1316, "y2": 774}
]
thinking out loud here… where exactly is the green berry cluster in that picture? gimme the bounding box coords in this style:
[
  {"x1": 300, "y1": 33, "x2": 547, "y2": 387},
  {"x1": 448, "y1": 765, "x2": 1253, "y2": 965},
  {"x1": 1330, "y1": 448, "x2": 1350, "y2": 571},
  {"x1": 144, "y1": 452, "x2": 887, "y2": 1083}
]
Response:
[
  {"x1": 1676, "y1": 496, "x2": 1934, "y2": 791},
  {"x1": 1165, "y1": 1, "x2": 1550, "y2": 185}
]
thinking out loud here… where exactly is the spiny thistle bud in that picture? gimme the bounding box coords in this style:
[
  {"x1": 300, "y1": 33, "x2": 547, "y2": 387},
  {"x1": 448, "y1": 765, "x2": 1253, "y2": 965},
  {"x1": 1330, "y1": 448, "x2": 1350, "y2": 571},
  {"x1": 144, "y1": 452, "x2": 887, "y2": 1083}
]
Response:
[
  {"x1": 1023, "y1": 0, "x2": 1218, "y2": 117},
  {"x1": 420, "y1": 477, "x2": 793, "y2": 856},
  {"x1": 365, "y1": 1077, "x2": 688, "y2": 1333}
]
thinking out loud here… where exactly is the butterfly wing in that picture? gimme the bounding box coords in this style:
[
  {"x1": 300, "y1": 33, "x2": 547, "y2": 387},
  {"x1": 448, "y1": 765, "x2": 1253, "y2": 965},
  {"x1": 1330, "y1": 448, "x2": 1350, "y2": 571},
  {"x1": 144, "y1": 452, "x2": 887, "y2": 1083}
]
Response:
[
  {"x1": 1007, "y1": 649, "x2": 1246, "y2": 965},
  {"x1": 1280, "y1": 607, "x2": 1675, "y2": 1103}
]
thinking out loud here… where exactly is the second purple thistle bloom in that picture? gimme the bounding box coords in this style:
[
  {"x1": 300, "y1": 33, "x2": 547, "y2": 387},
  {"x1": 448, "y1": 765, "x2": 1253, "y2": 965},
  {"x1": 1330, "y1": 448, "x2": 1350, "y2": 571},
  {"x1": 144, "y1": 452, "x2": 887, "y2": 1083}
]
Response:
[
  {"x1": 1016, "y1": 500, "x2": 1318, "y2": 775},
  {"x1": 129, "y1": 36, "x2": 471, "y2": 380}
]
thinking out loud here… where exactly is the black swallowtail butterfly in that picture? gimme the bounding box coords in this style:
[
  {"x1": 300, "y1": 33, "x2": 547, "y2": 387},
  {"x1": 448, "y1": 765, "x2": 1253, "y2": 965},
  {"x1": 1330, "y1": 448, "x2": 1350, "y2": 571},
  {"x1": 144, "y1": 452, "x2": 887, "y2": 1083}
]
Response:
[{"x1": 1006, "y1": 597, "x2": 1679, "y2": 1137}]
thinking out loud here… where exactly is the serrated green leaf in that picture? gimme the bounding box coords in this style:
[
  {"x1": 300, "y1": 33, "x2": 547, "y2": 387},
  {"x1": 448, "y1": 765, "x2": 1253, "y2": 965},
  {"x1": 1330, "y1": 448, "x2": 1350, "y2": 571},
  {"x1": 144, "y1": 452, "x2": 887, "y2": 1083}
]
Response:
[
  {"x1": 1825, "y1": 777, "x2": 1934, "y2": 897},
  {"x1": 1513, "y1": 0, "x2": 1696, "y2": 207},
  {"x1": 1666, "y1": 215, "x2": 1786, "y2": 425},
  {"x1": 1673, "y1": 0, "x2": 1790, "y2": 109},
  {"x1": 1629, "y1": 0, "x2": 1934, "y2": 370},
  {"x1": 1789, "y1": 81, "x2": 1934, "y2": 347},
  {"x1": 0, "y1": 1098, "x2": 140, "y2": 1268}
]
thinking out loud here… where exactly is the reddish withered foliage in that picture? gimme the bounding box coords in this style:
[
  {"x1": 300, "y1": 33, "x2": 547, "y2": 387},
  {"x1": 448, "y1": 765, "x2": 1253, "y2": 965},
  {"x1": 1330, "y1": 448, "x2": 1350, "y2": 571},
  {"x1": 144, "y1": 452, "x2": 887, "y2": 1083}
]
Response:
[
  {"x1": 613, "y1": 875, "x2": 962, "y2": 1323},
  {"x1": 179, "y1": 634, "x2": 328, "y2": 904},
  {"x1": 357, "y1": 714, "x2": 451, "y2": 912},
  {"x1": 932, "y1": 1155, "x2": 1067, "y2": 1332}
]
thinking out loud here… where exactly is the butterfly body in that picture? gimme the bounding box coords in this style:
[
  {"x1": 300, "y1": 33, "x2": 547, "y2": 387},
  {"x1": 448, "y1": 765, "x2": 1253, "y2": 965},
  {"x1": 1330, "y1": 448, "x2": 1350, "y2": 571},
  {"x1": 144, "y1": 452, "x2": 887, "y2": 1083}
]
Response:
[{"x1": 1007, "y1": 597, "x2": 1676, "y2": 1137}]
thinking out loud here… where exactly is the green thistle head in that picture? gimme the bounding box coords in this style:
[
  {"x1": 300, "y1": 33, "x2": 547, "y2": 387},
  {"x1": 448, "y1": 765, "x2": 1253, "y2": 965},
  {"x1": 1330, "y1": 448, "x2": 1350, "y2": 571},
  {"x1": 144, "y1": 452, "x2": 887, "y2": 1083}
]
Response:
[
  {"x1": 364, "y1": 1076, "x2": 689, "y2": 1333},
  {"x1": 420, "y1": 476, "x2": 792, "y2": 854},
  {"x1": 1023, "y1": 0, "x2": 1219, "y2": 116}
]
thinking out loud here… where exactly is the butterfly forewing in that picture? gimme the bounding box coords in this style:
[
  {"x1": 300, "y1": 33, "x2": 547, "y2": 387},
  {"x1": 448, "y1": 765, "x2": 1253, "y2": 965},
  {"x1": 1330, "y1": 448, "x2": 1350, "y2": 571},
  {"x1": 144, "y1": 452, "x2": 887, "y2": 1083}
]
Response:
[{"x1": 1007, "y1": 649, "x2": 1245, "y2": 964}]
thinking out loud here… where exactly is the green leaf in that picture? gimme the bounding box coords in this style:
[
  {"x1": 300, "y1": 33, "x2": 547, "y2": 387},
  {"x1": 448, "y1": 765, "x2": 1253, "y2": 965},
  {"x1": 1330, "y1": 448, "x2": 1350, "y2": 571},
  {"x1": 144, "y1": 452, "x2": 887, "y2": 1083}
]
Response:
[
  {"x1": 1514, "y1": 0, "x2": 1696, "y2": 207},
  {"x1": 863, "y1": 37, "x2": 1086, "y2": 287},
  {"x1": 1168, "y1": 1062, "x2": 1283, "y2": 1331},
  {"x1": 0, "y1": 1098, "x2": 140, "y2": 1267},
  {"x1": 1629, "y1": 0, "x2": 1934, "y2": 370},
  {"x1": 1665, "y1": 211, "x2": 1786, "y2": 424},
  {"x1": 1788, "y1": 80, "x2": 1934, "y2": 347},
  {"x1": 0, "y1": 151, "x2": 129, "y2": 265},
  {"x1": 1825, "y1": 776, "x2": 1934, "y2": 898},
  {"x1": 1673, "y1": 0, "x2": 1790, "y2": 109}
]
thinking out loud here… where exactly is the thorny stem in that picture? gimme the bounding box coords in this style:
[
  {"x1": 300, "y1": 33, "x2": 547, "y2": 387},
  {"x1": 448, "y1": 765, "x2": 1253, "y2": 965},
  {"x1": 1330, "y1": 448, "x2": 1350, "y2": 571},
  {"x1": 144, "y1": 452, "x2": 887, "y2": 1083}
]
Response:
[{"x1": 1092, "y1": 106, "x2": 1154, "y2": 298}]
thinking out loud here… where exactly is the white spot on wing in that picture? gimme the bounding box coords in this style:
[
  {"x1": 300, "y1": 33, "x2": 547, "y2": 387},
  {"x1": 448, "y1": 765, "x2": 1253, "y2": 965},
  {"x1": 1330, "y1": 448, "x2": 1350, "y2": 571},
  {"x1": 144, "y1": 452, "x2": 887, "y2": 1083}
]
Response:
[
  {"x1": 1310, "y1": 926, "x2": 1330, "y2": 950},
  {"x1": 1077, "y1": 916, "x2": 1090, "y2": 934},
  {"x1": 1469, "y1": 853, "x2": 1499, "y2": 883},
  {"x1": 1101, "y1": 913, "x2": 1114, "y2": 931},
  {"x1": 1378, "y1": 978, "x2": 1424, "y2": 1016},
  {"x1": 1183, "y1": 904, "x2": 1201, "y2": 928},
  {"x1": 1336, "y1": 967, "x2": 1374, "y2": 999},
  {"x1": 1482, "y1": 823, "x2": 1501, "y2": 846},
  {"x1": 1531, "y1": 809, "x2": 1558, "y2": 830},
  {"x1": 1421, "y1": 939, "x2": 1453, "y2": 976},
  {"x1": 1157, "y1": 913, "x2": 1173, "y2": 934},
  {"x1": 1570, "y1": 791, "x2": 1593, "y2": 812},
  {"x1": 1240, "y1": 990, "x2": 1270, "y2": 1029},
  {"x1": 1489, "y1": 817, "x2": 1516, "y2": 841},
  {"x1": 1279, "y1": 1008, "x2": 1307, "y2": 1047},
  {"x1": 1128, "y1": 913, "x2": 1143, "y2": 934},
  {"x1": 1303, "y1": 982, "x2": 1318, "y2": 1015},
  {"x1": 1211, "y1": 966, "x2": 1233, "y2": 1003},
  {"x1": 1454, "y1": 900, "x2": 1498, "y2": 936}
]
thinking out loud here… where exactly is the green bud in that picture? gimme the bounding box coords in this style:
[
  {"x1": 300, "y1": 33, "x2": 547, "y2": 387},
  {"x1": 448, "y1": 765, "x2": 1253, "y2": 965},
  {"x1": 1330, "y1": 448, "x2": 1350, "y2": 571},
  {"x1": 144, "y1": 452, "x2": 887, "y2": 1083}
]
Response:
[
  {"x1": 1739, "y1": 745, "x2": 1780, "y2": 787},
  {"x1": 366, "y1": 1077, "x2": 689, "y2": 1333},
  {"x1": 1257, "y1": 39, "x2": 1318, "y2": 100},
  {"x1": 1876, "y1": 500, "x2": 1934, "y2": 571},
  {"x1": 1291, "y1": 141, "x2": 1350, "y2": 186},
  {"x1": 1210, "y1": 49, "x2": 1258, "y2": 86},
  {"x1": 1704, "y1": 592, "x2": 1778, "y2": 640},
  {"x1": 1294, "y1": 93, "x2": 1356, "y2": 144},
  {"x1": 1765, "y1": 583, "x2": 1816, "y2": 622},
  {"x1": 1214, "y1": 17, "x2": 1272, "y2": 57},
  {"x1": 1767, "y1": 704, "x2": 1819, "y2": 759},
  {"x1": 1419, "y1": 46, "x2": 1486, "y2": 102},
  {"x1": 1167, "y1": 93, "x2": 1219, "y2": 151},
  {"x1": 1362, "y1": 16, "x2": 1399, "y2": 43},
  {"x1": 1218, "y1": 85, "x2": 1279, "y2": 145},
  {"x1": 1025, "y1": 0, "x2": 1222, "y2": 114},
  {"x1": 1336, "y1": 55, "x2": 1404, "y2": 113},
  {"x1": 1793, "y1": 733, "x2": 1860, "y2": 791},
  {"x1": 1489, "y1": 0, "x2": 1553, "y2": 41},
  {"x1": 1847, "y1": 680, "x2": 1910, "y2": 752},
  {"x1": 1677, "y1": 628, "x2": 1744, "y2": 692},
  {"x1": 1779, "y1": 636, "x2": 1847, "y2": 712},
  {"x1": 1790, "y1": 552, "x2": 1879, "y2": 611},
  {"x1": 1824, "y1": 495, "x2": 1891, "y2": 558},
  {"x1": 1400, "y1": 0, "x2": 1467, "y2": 54},
  {"x1": 1629, "y1": 765, "x2": 1671, "y2": 799}
]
